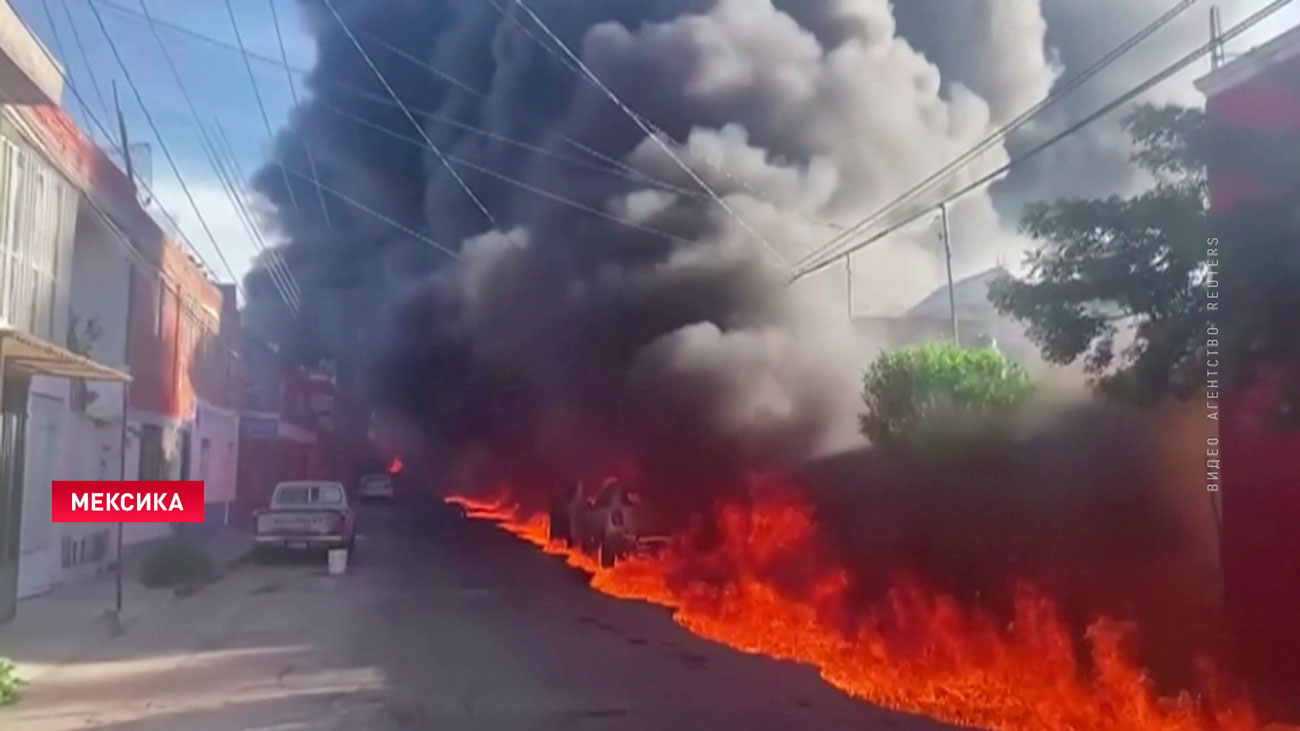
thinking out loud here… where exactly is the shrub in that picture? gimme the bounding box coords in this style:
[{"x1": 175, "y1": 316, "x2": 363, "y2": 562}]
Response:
[
  {"x1": 139, "y1": 536, "x2": 215, "y2": 589},
  {"x1": 0, "y1": 657, "x2": 24, "y2": 706},
  {"x1": 860, "y1": 344, "x2": 1033, "y2": 448}
]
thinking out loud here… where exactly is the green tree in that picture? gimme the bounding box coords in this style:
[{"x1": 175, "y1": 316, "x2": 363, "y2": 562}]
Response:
[
  {"x1": 991, "y1": 103, "x2": 1300, "y2": 405},
  {"x1": 989, "y1": 104, "x2": 1212, "y2": 404},
  {"x1": 860, "y1": 344, "x2": 1033, "y2": 447}
]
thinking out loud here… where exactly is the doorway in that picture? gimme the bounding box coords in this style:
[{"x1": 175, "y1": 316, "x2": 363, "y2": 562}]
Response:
[
  {"x1": 0, "y1": 374, "x2": 29, "y2": 622},
  {"x1": 17, "y1": 393, "x2": 63, "y2": 599}
]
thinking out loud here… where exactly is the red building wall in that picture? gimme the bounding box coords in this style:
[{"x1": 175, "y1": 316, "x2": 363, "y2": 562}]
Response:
[
  {"x1": 21, "y1": 105, "x2": 237, "y2": 421},
  {"x1": 1205, "y1": 53, "x2": 1300, "y2": 211},
  {"x1": 1200, "y1": 41, "x2": 1300, "y2": 679},
  {"x1": 126, "y1": 241, "x2": 227, "y2": 420}
]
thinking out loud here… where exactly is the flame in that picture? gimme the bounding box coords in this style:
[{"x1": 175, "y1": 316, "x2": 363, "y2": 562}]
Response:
[
  {"x1": 388, "y1": 457, "x2": 403, "y2": 475},
  {"x1": 446, "y1": 479, "x2": 1275, "y2": 731}
]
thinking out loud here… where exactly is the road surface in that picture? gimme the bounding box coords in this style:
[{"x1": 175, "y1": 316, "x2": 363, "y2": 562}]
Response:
[{"x1": 7, "y1": 503, "x2": 954, "y2": 730}]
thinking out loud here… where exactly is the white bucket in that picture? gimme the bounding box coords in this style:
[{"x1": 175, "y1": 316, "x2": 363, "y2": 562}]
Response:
[{"x1": 327, "y1": 548, "x2": 349, "y2": 575}]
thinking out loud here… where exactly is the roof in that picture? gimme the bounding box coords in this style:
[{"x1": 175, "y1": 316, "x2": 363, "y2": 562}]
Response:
[
  {"x1": 1196, "y1": 22, "x2": 1300, "y2": 98},
  {"x1": 0, "y1": 326, "x2": 130, "y2": 382},
  {"x1": 905, "y1": 266, "x2": 1011, "y2": 319}
]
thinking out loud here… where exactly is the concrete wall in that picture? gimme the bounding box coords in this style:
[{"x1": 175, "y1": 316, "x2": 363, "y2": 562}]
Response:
[
  {"x1": 195, "y1": 401, "x2": 239, "y2": 514},
  {"x1": 0, "y1": 1, "x2": 63, "y2": 106}
]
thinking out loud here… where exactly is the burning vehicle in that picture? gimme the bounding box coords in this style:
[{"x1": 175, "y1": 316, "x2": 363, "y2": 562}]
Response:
[{"x1": 547, "y1": 478, "x2": 672, "y2": 566}]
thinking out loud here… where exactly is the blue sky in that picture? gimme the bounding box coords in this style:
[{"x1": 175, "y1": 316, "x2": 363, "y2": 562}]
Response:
[
  {"x1": 14, "y1": 0, "x2": 315, "y2": 287},
  {"x1": 11, "y1": 0, "x2": 1300, "y2": 290}
]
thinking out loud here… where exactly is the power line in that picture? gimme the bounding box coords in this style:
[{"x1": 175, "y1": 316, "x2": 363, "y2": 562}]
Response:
[
  {"x1": 793, "y1": 0, "x2": 1203, "y2": 272},
  {"x1": 319, "y1": 92, "x2": 709, "y2": 202},
  {"x1": 137, "y1": 0, "x2": 300, "y2": 314},
  {"x1": 449, "y1": 155, "x2": 695, "y2": 245},
  {"x1": 1, "y1": 103, "x2": 230, "y2": 355},
  {"x1": 487, "y1": 0, "x2": 837, "y2": 236},
  {"x1": 87, "y1": 0, "x2": 726, "y2": 219},
  {"x1": 279, "y1": 162, "x2": 460, "y2": 260},
  {"x1": 269, "y1": 0, "x2": 332, "y2": 228},
  {"x1": 37, "y1": 0, "x2": 109, "y2": 139},
  {"x1": 790, "y1": 0, "x2": 1295, "y2": 282},
  {"x1": 30, "y1": 0, "x2": 247, "y2": 301},
  {"x1": 207, "y1": 119, "x2": 307, "y2": 307},
  {"x1": 90, "y1": 0, "x2": 450, "y2": 298},
  {"x1": 509, "y1": 0, "x2": 789, "y2": 265},
  {"x1": 224, "y1": 0, "x2": 302, "y2": 217},
  {"x1": 316, "y1": 100, "x2": 695, "y2": 245},
  {"x1": 204, "y1": 120, "x2": 302, "y2": 312},
  {"x1": 85, "y1": 0, "x2": 243, "y2": 292},
  {"x1": 4, "y1": 12, "x2": 241, "y2": 356},
  {"x1": 319, "y1": 0, "x2": 498, "y2": 228},
  {"x1": 57, "y1": 0, "x2": 114, "y2": 129},
  {"x1": 200, "y1": 119, "x2": 303, "y2": 313},
  {"x1": 362, "y1": 23, "x2": 844, "y2": 236}
]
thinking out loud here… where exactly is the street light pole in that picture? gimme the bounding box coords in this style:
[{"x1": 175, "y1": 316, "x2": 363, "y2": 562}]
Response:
[{"x1": 939, "y1": 202, "x2": 959, "y2": 344}]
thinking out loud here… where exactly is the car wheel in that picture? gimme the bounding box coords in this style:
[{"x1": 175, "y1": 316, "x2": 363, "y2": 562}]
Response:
[
  {"x1": 599, "y1": 538, "x2": 619, "y2": 568},
  {"x1": 550, "y1": 514, "x2": 573, "y2": 547}
]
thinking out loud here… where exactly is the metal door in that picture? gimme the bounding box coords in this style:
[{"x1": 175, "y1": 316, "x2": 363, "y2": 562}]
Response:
[
  {"x1": 0, "y1": 406, "x2": 28, "y2": 623},
  {"x1": 17, "y1": 394, "x2": 60, "y2": 599}
]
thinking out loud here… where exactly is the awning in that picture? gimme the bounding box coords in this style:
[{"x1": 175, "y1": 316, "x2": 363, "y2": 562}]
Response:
[{"x1": 0, "y1": 326, "x2": 131, "y2": 382}]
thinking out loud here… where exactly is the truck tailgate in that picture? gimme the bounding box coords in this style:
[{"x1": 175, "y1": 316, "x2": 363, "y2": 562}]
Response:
[{"x1": 257, "y1": 510, "x2": 342, "y2": 536}]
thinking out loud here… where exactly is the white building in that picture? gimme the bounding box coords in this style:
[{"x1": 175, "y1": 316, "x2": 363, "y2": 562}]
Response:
[
  {"x1": 855, "y1": 266, "x2": 1088, "y2": 388},
  {"x1": 0, "y1": 2, "x2": 129, "y2": 621}
]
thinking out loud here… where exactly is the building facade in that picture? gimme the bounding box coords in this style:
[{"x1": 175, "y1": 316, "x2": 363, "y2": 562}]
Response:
[
  {"x1": 0, "y1": 5, "x2": 247, "y2": 619},
  {"x1": 0, "y1": 6, "x2": 129, "y2": 621},
  {"x1": 1195, "y1": 24, "x2": 1300, "y2": 680},
  {"x1": 234, "y1": 334, "x2": 330, "y2": 519}
]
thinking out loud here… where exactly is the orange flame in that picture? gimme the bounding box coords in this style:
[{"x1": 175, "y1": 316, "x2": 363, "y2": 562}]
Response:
[{"x1": 446, "y1": 480, "x2": 1272, "y2": 731}]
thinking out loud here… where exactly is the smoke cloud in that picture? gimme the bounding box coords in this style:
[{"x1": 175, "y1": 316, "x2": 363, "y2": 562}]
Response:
[
  {"x1": 238, "y1": 0, "x2": 1245, "y2": 683},
  {"x1": 247, "y1": 0, "x2": 1212, "y2": 500}
]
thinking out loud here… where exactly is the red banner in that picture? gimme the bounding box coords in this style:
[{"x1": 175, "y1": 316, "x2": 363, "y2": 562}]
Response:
[{"x1": 51, "y1": 481, "x2": 206, "y2": 523}]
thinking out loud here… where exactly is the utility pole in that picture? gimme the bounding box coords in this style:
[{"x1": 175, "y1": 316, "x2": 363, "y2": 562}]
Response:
[
  {"x1": 113, "y1": 82, "x2": 134, "y2": 632},
  {"x1": 1210, "y1": 6, "x2": 1226, "y2": 71},
  {"x1": 939, "y1": 202, "x2": 958, "y2": 344},
  {"x1": 844, "y1": 254, "x2": 853, "y2": 319}
]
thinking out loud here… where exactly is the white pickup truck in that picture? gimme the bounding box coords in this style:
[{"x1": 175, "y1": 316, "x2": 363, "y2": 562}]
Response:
[{"x1": 254, "y1": 481, "x2": 356, "y2": 554}]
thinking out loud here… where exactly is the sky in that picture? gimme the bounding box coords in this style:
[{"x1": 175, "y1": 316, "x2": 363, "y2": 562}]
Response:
[{"x1": 10, "y1": 0, "x2": 1300, "y2": 292}]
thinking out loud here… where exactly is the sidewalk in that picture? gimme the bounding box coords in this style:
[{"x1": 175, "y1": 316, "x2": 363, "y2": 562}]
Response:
[{"x1": 0, "y1": 529, "x2": 252, "y2": 686}]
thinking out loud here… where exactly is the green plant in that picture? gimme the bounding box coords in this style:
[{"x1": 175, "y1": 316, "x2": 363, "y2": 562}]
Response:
[
  {"x1": 860, "y1": 344, "x2": 1033, "y2": 447},
  {"x1": 0, "y1": 657, "x2": 24, "y2": 706},
  {"x1": 138, "y1": 536, "x2": 215, "y2": 589}
]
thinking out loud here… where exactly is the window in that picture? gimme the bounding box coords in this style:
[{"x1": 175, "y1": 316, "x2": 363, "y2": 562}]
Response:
[
  {"x1": 592, "y1": 480, "x2": 622, "y2": 508},
  {"x1": 0, "y1": 137, "x2": 72, "y2": 341},
  {"x1": 274, "y1": 483, "x2": 344, "y2": 506},
  {"x1": 154, "y1": 281, "x2": 165, "y2": 339},
  {"x1": 138, "y1": 425, "x2": 164, "y2": 481},
  {"x1": 198, "y1": 438, "x2": 211, "y2": 481}
]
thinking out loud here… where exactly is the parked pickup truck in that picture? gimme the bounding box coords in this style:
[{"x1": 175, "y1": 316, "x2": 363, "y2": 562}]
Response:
[{"x1": 254, "y1": 481, "x2": 356, "y2": 554}]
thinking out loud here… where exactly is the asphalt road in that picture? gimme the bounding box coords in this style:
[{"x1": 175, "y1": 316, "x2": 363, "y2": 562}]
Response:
[{"x1": 9, "y1": 502, "x2": 955, "y2": 730}]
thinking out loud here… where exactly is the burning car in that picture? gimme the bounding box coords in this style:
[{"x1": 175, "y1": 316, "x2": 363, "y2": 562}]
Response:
[{"x1": 549, "y1": 478, "x2": 671, "y2": 567}]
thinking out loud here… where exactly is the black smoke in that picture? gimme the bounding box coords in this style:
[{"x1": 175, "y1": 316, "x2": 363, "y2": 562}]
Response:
[
  {"x1": 242, "y1": 1, "x2": 1242, "y2": 691},
  {"x1": 246, "y1": 0, "x2": 1205, "y2": 498}
]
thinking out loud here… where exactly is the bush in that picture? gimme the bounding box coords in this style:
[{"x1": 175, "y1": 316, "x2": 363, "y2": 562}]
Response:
[
  {"x1": 860, "y1": 344, "x2": 1033, "y2": 448},
  {"x1": 139, "y1": 536, "x2": 215, "y2": 589},
  {"x1": 0, "y1": 657, "x2": 24, "y2": 706}
]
